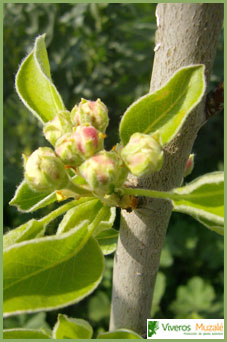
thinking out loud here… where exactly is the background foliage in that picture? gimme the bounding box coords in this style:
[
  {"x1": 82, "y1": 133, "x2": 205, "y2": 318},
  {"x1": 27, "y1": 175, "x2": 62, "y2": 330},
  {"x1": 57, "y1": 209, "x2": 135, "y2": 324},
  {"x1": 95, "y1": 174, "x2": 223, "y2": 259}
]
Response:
[{"x1": 4, "y1": 3, "x2": 223, "y2": 335}]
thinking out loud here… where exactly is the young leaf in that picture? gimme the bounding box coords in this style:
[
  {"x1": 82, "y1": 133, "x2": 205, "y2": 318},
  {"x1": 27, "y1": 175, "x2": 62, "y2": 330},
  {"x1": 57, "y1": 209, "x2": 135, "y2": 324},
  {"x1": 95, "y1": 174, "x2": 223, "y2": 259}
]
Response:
[
  {"x1": 57, "y1": 199, "x2": 102, "y2": 235},
  {"x1": 10, "y1": 174, "x2": 87, "y2": 213},
  {"x1": 96, "y1": 228, "x2": 119, "y2": 255},
  {"x1": 93, "y1": 206, "x2": 116, "y2": 237},
  {"x1": 172, "y1": 172, "x2": 224, "y2": 235},
  {"x1": 57, "y1": 200, "x2": 116, "y2": 236},
  {"x1": 3, "y1": 222, "x2": 104, "y2": 316},
  {"x1": 120, "y1": 64, "x2": 205, "y2": 145},
  {"x1": 97, "y1": 329, "x2": 142, "y2": 339},
  {"x1": 9, "y1": 180, "x2": 56, "y2": 213},
  {"x1": 52, "y1": 314, "x2": 93, "y2": 339},
  {"x1": 3, "y1": 328, "x2": 51, "y2": 339},
  {"x1": 15, "y1": 34, "x2": 65, "y2": 123},
  {"x1": 3, "y1": 219, "x2": 45, "y2": 250}
]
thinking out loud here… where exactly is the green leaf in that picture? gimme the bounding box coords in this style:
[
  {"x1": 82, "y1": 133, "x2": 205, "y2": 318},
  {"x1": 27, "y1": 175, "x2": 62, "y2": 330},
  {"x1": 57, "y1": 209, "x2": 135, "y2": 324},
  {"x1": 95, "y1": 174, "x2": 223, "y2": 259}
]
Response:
[
  {"x1": 97, "y1": 329, "x2": 142, "y2": 339},
  {"x1": 53, "y1": 314, "x2": 93, "y2": 339},
  {"x1": 93, "y1": 206, "x2": 116, "y2": 237},
  {"x1": 3, "y1": 219, "x2": 45, "y2": 250},
  {"x1": 88, "y1": 291, "x2": 110, "y2": 322},
  {"x1": 9, "y1": 180, "x2": 56, "y2": 213},
  {"x1": 120, "y1": 65, "x2": 205, "y2": 145},
  {"x1": 3, "y1": 328, "x2": 51, "y2": 339},
  {"x1": 15, "y1": 34, "x2": 65, "y2": 123},
  {"x1": 3, "y1": 222, "x2": 104, "y2": 316},
  {"x1": 57, "y1": 200, "x2": 116, "y2": 236},
  {"x1": 172, "y1": 172, "x2": 224, "y2": 235},
  {"x1": 170, "y1": 276, "x2": 215, "y2": 317},
  {"x1": 57, "y1": 199, "x2": 102, "y2": 235},
  {"x1": 96, "y1": 228, "x2": 118, "y2": 255},
  {"x1": 9, "y1": 173, "x2": 88, "y2": 213}
]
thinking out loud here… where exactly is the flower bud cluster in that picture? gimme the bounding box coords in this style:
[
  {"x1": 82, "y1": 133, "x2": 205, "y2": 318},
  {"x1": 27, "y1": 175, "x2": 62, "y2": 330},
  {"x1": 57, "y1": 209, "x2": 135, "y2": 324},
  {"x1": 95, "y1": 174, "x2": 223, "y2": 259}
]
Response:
[{"x1": 25, "y1": 98, "x2": 164, "y2": 201}]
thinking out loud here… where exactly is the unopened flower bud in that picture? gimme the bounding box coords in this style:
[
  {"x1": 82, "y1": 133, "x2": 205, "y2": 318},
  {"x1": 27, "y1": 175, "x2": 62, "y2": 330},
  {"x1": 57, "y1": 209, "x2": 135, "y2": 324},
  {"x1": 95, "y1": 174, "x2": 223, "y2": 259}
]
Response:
[
  {"x1": 56, "y1": 126, "x2": 104, "y2": 166},
  {"x1": 71, "y1": 98, "x2": 109, "y2": 133},
  {"x1": 79, "y1": 151, "x2": 128, "y2": 195},
  {"x1": 24, "y1": 147, "x2": 69, "y2": 192},
  {"x1": 43, "y1": 111, "x2": 73, "y2": 146},
  {"x1": 184, "y1": 153, "x2": 195, "y2": 177},
  {"x1": 121, "y1": 132, "x2": 164, "y2": 177}
]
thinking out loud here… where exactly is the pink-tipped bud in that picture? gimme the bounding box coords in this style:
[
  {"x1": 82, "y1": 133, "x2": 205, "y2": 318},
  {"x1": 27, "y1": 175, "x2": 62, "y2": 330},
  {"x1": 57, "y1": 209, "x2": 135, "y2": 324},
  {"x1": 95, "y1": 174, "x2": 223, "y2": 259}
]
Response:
[
  {"x1": 121, "y1": 132, "x2": 164, "y2": 177},
  {"x1": 71, "y1": 98, "x2": 109, "y2": 133},
  {"x1": 24, "y1": 147, "x2": 69, "y2": 192},
  {"x1": 184, "y1": 153, "x2": 195, "y2": 177},
  {"x1": 43, "y1": 111, "x2": 73, "y2": 146},
  {"x1": 55, "y1": 125, "x2": 104, "y2": 166},
  {"x1": 79, "y1": 151, "x2": 128, "y2": 195}
]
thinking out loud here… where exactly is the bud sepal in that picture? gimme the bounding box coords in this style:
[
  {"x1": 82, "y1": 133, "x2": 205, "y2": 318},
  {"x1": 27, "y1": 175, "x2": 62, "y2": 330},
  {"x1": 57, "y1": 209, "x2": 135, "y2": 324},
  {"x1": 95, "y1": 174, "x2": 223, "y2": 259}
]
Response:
[
  {"x1": 43, "y1": 111, "x2": 73, "y2": 146},
  {"x1": 79, "y1": 150, "x2": 128, "y2": 195},
  {"x1": 71, "y1": 98, "x2": 109, "y2": 133}
]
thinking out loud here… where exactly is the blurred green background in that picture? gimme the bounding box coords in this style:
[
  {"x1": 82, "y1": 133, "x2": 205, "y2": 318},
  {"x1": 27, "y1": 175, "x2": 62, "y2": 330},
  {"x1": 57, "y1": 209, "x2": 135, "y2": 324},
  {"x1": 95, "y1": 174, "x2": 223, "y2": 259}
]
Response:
[{"x1": 3, "y1": 3, "x2": 223, "y2": 336}]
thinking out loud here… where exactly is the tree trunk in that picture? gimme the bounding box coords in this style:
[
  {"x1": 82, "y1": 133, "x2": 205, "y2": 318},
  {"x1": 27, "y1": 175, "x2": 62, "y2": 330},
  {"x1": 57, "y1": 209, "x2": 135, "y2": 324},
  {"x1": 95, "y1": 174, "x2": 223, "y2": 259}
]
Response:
[{"x1": 109, "y1": 3, "x2": 223, "y2": 335}]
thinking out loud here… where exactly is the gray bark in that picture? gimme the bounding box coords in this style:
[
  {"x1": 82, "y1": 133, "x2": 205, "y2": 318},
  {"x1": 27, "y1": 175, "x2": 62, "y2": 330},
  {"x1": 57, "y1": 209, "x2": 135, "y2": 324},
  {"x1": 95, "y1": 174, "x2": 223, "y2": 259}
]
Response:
[{"x1": 109, "y1": 3, "x2": 223, "y2": 335}]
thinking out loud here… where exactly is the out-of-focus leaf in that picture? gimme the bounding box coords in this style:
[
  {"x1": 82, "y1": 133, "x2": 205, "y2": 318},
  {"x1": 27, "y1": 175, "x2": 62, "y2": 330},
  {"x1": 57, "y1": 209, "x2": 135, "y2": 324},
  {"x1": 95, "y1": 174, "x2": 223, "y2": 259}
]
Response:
[
  {"x1": 170, "y1": 276, "x2": 215, "y2": 317},
  {"x1": 88, "y1": 291, "x2": 110, "y2": 322}
]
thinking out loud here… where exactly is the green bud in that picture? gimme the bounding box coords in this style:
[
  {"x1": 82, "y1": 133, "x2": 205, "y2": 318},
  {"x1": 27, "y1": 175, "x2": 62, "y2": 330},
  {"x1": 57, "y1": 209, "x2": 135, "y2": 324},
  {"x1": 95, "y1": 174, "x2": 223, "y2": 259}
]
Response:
[
  {"x1": 43, "y1": 111, "x2": 73, "y2": 146},
  {"x1": 79, "y1": 150, "x2": 128, "y2": 195},
  {"x1": 71, "y1": 98, "x2": 109, "y2": 133},
  {"x1": 55, "y1": 125, "x2": 104, "y2": 166},
  {"x1": 121, "y1": 132, "x2": 164, "y2": 177},
  {"x1": 24, "y1": 147, "x2": 69, "y2": 192},
  {"x1": 184, "y1": 153, "x2": 195, "y2": 177}
]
